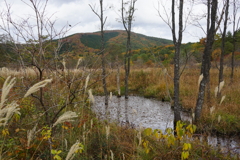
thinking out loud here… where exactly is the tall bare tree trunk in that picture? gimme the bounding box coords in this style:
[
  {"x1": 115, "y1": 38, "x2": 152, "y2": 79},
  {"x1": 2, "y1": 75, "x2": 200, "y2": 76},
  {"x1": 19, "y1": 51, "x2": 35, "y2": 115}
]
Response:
[
  {"x1": 90, "y1": 0, "x2": 108, "y2": 105},
  {"x1": 218, "y1": 0, "x2": 229, "y2": 98},
  {"x1": 121, "y1": 0, "x2": 137, "y2": 99},
  {"x1": 100, "y1": 0, "x2": 108, "y2": 105},
  {"x1": 171, "y1": 0, "x2": 183, "y2": 124},
  {"x1": 124, "y1": 29, "x2": 131, "y2": 99},
  {"x1": 231, "y1": 0, "x2": 239, "y2": 82},
  {"x1": 206, "y1": 0, "x2": 211, "y2": 107},
  {"x1": 116, "y1": 55, "x2": 121, "y2": 97},
  {"x1": 195, "y1": 0, "x2": 218, "y2": 122}
]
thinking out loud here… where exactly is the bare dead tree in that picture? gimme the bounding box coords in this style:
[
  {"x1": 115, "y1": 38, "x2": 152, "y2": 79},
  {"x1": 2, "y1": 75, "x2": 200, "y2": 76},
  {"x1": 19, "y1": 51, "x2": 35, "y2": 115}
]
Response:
[
  {"x1": 195, "y1": 0, "x2": 218, "y2": 122},
  {"x1": 89, "y1": 0, "x2": 109, "y2": 106},
  {"x1": 158, "y1": 0, "x2": 193, "y2": 125},
  {"x1": 171, "y1": 0, "x2": 183, "y2": 124},
  {"x1": 217, "y1": 0, "x2": 229, "y2": 98},
  {"x1": 190, "y1": 0, "x2": 226, "y2": 107},
  {"x1": 231, "y1": 0, "x2": 240, "y2": 82},
  {"x1": 121, "y1": 0, "x2": 137, "y2": 99}
]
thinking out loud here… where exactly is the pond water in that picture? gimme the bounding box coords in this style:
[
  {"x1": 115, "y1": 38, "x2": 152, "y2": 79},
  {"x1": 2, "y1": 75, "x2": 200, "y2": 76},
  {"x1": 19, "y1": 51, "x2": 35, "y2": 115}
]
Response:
[
  {"x1": 93, "y1": 96, "x2": 174, "y2": 131},
  {"x1": 92, "y1": 96, "x2": 240, "y2": 156}
]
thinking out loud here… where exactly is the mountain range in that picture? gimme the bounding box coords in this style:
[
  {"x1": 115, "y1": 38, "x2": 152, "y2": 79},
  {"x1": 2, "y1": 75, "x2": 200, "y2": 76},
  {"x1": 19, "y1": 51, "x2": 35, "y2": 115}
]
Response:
[{"x1": 59, "y1": 30, "x2": 173, "y2": 55}]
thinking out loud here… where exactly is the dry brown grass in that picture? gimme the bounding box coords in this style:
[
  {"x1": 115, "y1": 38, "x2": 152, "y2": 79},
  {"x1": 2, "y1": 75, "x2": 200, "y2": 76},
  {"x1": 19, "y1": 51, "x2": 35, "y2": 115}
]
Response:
[{"x1": 1, "y1": 66, "x2": 240, "y2": 135}]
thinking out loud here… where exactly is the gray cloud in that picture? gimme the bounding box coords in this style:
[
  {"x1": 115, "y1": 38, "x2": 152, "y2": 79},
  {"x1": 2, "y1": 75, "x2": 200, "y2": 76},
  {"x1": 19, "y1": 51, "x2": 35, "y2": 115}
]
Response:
[{"x1": 0, "y1": 0, "x2": 238, "y2": 43}]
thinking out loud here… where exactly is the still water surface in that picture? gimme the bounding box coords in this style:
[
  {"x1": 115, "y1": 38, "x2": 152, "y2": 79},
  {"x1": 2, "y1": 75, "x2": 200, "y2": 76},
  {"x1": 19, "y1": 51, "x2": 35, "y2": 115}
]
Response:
[{"x1": 92, "y1": 96, "x2": 240, "y2": 156}]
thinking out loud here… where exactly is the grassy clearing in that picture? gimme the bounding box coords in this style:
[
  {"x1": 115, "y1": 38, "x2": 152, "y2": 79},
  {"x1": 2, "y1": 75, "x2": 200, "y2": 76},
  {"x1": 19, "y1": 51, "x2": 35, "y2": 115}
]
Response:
[{"x1": 0, "y1": 66, "x2": 239, "y2": 159}]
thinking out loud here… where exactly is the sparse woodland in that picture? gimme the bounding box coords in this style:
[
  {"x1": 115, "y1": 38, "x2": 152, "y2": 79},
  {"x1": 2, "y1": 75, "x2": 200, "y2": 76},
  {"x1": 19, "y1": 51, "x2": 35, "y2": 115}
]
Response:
[{"x1": 0, "y1": 0, "x2": 240, "y2": 159}]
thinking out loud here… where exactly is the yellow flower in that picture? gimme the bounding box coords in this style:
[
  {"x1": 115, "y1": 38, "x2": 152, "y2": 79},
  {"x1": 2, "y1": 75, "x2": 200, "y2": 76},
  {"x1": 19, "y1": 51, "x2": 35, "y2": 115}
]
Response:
[{"x1": 2, "y1": 128, "x2": 9, "y2": 136}]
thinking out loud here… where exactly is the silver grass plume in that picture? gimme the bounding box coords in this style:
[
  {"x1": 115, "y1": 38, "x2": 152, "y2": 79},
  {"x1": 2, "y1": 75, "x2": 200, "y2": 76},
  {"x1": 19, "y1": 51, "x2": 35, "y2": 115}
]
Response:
[
  {"x1": 163, "y1": 68, "x2": 167, "y2": 75},
  {"x1": 0, "y1": 101, "x2": 20, "y2": 126},
  {"x1": 218, "y1": 115, "x2": 221, "y2": 123},
  {"x1": 53, "y1": 111, "x2": 78, "y2": 128},
  {"x1": 0, "y1": 76, "x2": 16, "y2": 108},
  {"x1": 137, "y1": 130, "x2": 142, "y2": 146},
  {"x1": 65, "y1": 140, "x2": 83, "y2": 160},
  {"x1": 191, "y1": 112, "x2": 195, "y2": 124},
  {"x1": 106, "y1": 125, "x2": 110, "y2": 140},
  {"x1": 110, "y1": 150, "x2": 114, "y2": 160},
  {"x1": 109, "y1": 92, "x2": 112, "y2": 101},
  {"x1": 88, "y1": 89, "x2": 94, "y2": 103},
  {"x1": 90, "y1": 119, "x2": 93, "y2": 129},
  {"x1": 219, "y1": 81, "x2": 225, "y2": 92},
  {"x1": 198, "y1": 74, "x2": 203, "y2": 87},
  {"x1": 214, "y1": 86, "x2": 218, "y2": 98},
  {"x1": 62, "y1": 58, "x2": 66, "y2": 71},
  {"x1": 24, "y1": 79, "x2": 52, "y2": 98},
  {"x1": 214, "y1": 81, "x2": 225, "y2": 97},
  {"x1": 122, "y1": 153, "x2": 125, "y2": 160},
  {"x1": 27, "y1": 123, "x2": 37, "y2": 148},
  {"x1": 65, "y1": 138, "x2": 68, "y2": 151},
  {"x1": 76, "y1": 58, "x2": 82, "y2": 69},
  {"x1": 85, "y1": 74, "x2": 90, "y2": 91},
  {"x1": 220, "y1": 95, "x2": 226, "y2": 105},
  {"x1": 210, "y1": 106, "x2": 215, "y2": 115},
  {"x1": 72, "y1": 58, "x2": 83, "y2": 81}
]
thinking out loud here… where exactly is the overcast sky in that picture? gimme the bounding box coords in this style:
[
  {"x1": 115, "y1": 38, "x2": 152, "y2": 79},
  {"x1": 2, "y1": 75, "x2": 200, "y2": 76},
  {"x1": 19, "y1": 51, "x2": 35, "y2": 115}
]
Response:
[{"x1": 0, "y1": 0, "x2": 238, "y2": 43}]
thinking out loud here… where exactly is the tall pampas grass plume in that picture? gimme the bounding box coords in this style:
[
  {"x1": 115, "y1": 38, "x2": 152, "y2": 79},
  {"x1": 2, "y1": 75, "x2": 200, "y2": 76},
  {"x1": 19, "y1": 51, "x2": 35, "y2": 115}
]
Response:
[
  {"x1": 76, "y1": 58, "x2": 82, "y2": 69},
  {"x1": 219, "y1": 81, "x2": 225, "y2": 92},
  {"x1": 214, "y1": 86, "x2": 218, "y2": 98},
  {"x1": 220, "y1": 95, "x2": 226, "y2": 105},
  {"x1": 88, "y1": 89, "x2": 94, "y2": 103},
  {"x1": 24, "y1": 79, "x2": 52, "y2": 98},
  {"x1": 1, "y1": 76, "x2": 16, "y2": 108},
  {"x1": 198, "y1": 74, "x2": 203, "y2": 87},
  {"x1": 53, "y1": 111, "x2": 78, "y2": 128},
  {"x1": 210, "y1": 106, "x2": 215, "y2": 115},
  {"x1": 85, "y1": 74, "x2": 90, "y2": 91},
  {"x1": 27, "y1": 123, "x2": 37, "y2": 148},
  {"x1": 106, "y1": 125, "x2": 110, "y2": 140},
  {"x1": 218, "y1": 115, "x2": 221, "y2": 123},
  {"x1": 62, "y1": 58, "x2": 66, "y2": 71},
  {"x1": 65, "y1": 140, "x2": 83, "y2": 160},
  {"x1": 163, "y1": 68, "x2": 167, "y2": 75},
  {"x1": 214, "y1": 81, "x2": 225, "y2": 97},
  {"x1": 110, "y1": 150, "x2": 114, "y2": 160},
  {"x1": 0, "y1": 101, "x2": 20, "y2": 126},
  {"x1": 109, "y1": 92, "x2": 112, "y2": 101}
]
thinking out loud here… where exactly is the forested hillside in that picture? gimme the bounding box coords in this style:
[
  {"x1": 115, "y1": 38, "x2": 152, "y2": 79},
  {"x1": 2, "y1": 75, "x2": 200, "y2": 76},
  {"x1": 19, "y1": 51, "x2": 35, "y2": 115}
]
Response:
[{"x1": 59, "y1": 30, "x2": 173, "y2": 54}]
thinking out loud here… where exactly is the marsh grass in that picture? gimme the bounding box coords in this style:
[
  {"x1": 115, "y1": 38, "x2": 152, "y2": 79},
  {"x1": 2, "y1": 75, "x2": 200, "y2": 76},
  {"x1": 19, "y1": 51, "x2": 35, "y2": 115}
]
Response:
[
  {"x1": 98, "y1": 67, "x2": 240, "y2": 135},
  {"x1": 0, "y1": 66, "x2": 239, "y2": 159}
]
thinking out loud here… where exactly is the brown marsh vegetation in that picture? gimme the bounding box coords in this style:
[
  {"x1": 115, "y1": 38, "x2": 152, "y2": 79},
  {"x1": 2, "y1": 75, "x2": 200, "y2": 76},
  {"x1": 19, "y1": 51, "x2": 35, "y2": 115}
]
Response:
[{"x1": 0, "y1": 66, "x2": 239, "y2": 159}]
